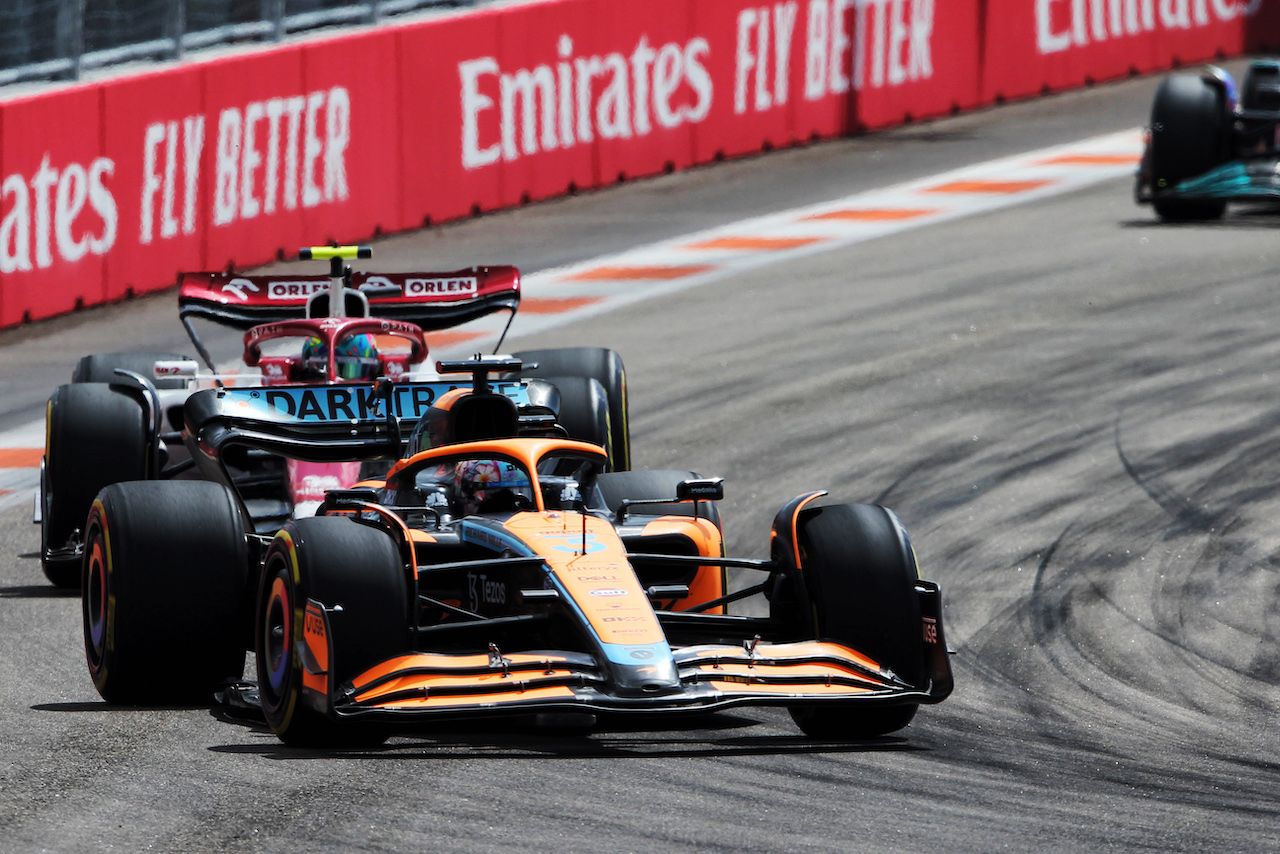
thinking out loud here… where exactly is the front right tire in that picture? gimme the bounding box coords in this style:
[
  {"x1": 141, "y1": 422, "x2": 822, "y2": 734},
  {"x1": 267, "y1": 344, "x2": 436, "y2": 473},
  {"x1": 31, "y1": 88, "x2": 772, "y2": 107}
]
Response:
[
  {"x1": 1240, "y1": 63, "x2": 1280, "y2": 112},
  {"x1": 773, "y1": 503, "x2": 924, "y2": 738}
]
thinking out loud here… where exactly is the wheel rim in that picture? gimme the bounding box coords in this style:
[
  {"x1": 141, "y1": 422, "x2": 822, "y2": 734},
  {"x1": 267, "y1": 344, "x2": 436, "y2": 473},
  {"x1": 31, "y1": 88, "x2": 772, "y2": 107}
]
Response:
[
  {"x1": 83, "y1": 525, "x2": 108, "y2": 669},
  {"x1": 261, "y1": 573, "x2": 293, "y2": 707}
]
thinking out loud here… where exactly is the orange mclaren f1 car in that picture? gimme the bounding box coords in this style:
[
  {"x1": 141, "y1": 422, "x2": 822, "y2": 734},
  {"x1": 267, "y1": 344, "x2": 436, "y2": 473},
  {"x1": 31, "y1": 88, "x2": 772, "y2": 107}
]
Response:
[{"x1": 82, "y1": 357, "x2": 952, "y2": 745}]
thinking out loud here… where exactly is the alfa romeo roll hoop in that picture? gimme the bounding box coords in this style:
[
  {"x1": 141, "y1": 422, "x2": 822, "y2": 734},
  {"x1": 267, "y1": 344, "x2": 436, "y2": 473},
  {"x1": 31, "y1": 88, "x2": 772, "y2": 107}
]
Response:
[{"x1": 82, "y1": 356, "x2": 952, "y2": 746}]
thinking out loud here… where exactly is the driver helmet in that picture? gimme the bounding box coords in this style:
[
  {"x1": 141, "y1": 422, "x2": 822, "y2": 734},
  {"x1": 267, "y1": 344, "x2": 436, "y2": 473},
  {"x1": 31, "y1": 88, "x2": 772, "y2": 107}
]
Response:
[
  {"x1": 455, "y1": 459, "x2": 533, "y2": 514},
  {"x1": 301, "y1": 333, "x2": 380, "y2": 381}
]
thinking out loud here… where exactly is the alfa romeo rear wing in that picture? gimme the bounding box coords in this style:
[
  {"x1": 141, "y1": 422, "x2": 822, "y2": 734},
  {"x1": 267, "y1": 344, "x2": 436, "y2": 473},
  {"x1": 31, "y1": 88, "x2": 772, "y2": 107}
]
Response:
[
  {"x1": 177, "y1": 266, "x2": 521, "y2": 331},
  {"x1": 174, "y1": 245, "x2": 521, "y2": 374}
]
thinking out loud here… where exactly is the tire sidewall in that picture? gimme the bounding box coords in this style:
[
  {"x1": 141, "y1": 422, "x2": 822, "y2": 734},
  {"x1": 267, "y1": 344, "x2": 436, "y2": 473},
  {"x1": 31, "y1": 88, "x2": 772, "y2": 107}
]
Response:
[
  {"x1": 257, "y1": 545, "x2": 304, "y2": 733},
  {"x1": 776, "y1": 503, "x2": 926, "y2": 738},
  {"x1": 255, "y1": 517, "x2": 408, "y2": 745},
  {"x1": 44, "y1": 383, "x2": 151, "y2": 588},
  {"x1": 81, "y1": 481, "x2": 247, "y2": 705},
  {"x1": 514, "y1": 347, "x2": 630, "y2": 471},
  {"x1": 793, "y1": 503, "x2": 924, "y2": 687},
  {"x1": 1149, "y1": 74, "x2": 1229, "y2": 221}
]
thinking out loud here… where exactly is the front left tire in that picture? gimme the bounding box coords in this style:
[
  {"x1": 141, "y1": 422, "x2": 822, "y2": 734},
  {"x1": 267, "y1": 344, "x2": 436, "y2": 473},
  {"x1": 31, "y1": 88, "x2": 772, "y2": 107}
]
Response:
[{"x1": 256, "y1": 516, "x2": 409, "y2": 747}]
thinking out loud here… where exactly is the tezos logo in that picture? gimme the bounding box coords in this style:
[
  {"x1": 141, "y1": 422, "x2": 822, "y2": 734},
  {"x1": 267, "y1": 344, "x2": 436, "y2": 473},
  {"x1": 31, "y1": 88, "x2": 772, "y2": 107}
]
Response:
[{"x1": 589, "y1": 588, "x2": 627, "y2": 597}]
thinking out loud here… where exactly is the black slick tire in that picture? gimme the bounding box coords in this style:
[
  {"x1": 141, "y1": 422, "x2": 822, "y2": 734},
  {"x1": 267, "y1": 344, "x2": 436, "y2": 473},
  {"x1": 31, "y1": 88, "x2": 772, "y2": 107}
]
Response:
[
  {"x1": 514, "y1": 348, "x2": 630, "y2": 471},
  {"x1": 82, "y1": 481, "x2": 248, "y2": 704},
  {"x1": 1149, "y1": 74, "x2": 1229, "y2": 221},
  {"x1": 596, "y1": 469, "x2": 722, "y2": 529},
  {"x1": 777, "y1": 503, "x2": 923, "y2": 739},
  {"x1": 1241, "y1": 63, "x2": 1280, "y2": 111},
  {"x1": 43, "y1": 383, "x2": 150, "y2": 588},
  {"x1": 257, "y1": 516, "x2": 409, "y2": 747},
  {"x1": 544, "y1": 375, "x2": 614, "y2": 463}
]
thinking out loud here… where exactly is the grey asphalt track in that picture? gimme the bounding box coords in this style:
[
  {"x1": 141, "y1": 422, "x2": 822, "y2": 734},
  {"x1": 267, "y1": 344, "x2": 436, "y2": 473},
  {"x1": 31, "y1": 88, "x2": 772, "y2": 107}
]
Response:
[{"x1": 3, "y1": 62, "x2": 1279, "y2": 853}]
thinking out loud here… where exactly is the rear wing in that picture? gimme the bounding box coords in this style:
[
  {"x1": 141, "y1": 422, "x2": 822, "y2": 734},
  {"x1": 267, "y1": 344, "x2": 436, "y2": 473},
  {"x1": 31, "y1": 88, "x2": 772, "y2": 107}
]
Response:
[{"x1": 177, "y1": 267, "x2": 521, "y2": 332}]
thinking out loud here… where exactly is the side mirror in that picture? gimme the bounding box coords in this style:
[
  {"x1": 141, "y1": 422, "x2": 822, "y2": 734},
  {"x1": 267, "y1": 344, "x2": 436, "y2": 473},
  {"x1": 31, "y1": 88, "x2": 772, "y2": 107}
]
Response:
[
  {"x1": 677, "y1": 478, "x2": 724, "y2": 501},
  {"x1": 322, "y1": 488, "x2": 380, "y2": 513},
  {"x1": 617, "y1": 478, "x2": 724, "y2": 523}
]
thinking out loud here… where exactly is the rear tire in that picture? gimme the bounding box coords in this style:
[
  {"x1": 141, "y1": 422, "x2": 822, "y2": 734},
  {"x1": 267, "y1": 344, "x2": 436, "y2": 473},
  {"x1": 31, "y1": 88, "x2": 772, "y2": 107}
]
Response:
[
  {"x1": 43, "y1": 384, "x2": 150, "y2": 588},
  {"x1": 545, "y1": 375, "x2": 614, "y2": 463},
  {"x1": 82, "y1": 481, "x2": 248, "y2": 704},
  {"x1": 1149, "y1": 74, "x2": 1229, "y2": 221},
  {"x1": 73, "y1": 351, "x2": 190, "y2": 389},
  {"x1": 775, "y1": 503, "x2": 923, "y2": 738},
  {"x1": 257, "y1": 516, "x2": 409, "y2": 747},
  {"x1": 515, "y1": 348, "x2": 630, "y2": 471}
]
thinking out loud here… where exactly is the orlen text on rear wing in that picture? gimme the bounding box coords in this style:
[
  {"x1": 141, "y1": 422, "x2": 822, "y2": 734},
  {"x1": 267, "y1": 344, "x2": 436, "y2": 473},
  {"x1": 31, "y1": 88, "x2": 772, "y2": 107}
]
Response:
[{"x1": 177, "y1": 267, "x2": 521, "y2": 332}]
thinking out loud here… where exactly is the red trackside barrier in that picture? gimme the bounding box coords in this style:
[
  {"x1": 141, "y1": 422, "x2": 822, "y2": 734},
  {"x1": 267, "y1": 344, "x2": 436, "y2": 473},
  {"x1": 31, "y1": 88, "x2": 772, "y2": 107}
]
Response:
[{"x1": 0, "y1": 0, "x2": 1270, "y2": 328}]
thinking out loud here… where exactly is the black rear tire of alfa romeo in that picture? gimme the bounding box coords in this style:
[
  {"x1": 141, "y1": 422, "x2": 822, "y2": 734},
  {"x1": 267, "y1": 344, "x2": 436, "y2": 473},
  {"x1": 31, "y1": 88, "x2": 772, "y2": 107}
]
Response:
[
  {"x1": 1149, "y1": 74, "x2": 1229, "y2": 222},
  {"x1": 515, "y1": 348, "x2": 630, "y2": 471},
  {"x1": 544, "y1": 375, "x2": 615, "y2": 465},
  {"x1": 43, "y1": 383, "x2": 151, "y2": 588},
  {"x1": 257, "y1": 516, "x2": 409, "y2": 747},
  {"x1": 83, "y1": 481, "x2": 248, "y2": 705},
  {"x1": 776, "y1": 503, "x2": 924, "y2": 739}
]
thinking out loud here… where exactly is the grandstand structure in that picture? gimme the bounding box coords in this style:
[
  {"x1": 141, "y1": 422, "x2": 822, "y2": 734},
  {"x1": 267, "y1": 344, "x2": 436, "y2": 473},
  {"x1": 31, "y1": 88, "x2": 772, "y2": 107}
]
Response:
[{"x1": 1, "y1": 0, "x2": 474, "y2": 86}]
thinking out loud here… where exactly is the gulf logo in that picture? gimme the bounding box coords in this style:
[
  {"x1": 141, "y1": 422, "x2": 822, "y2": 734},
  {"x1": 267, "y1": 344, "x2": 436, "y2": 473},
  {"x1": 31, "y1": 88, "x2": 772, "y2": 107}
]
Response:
[{"x1": 546, "y1": 533, "x2": 608, "y2": 554}]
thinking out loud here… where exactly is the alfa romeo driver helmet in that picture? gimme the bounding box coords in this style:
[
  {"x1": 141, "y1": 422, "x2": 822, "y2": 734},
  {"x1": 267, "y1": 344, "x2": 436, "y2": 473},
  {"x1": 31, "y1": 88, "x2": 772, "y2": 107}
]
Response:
[{"x1": 301, "y1": 333, "x2": 380, "y2": 380}]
